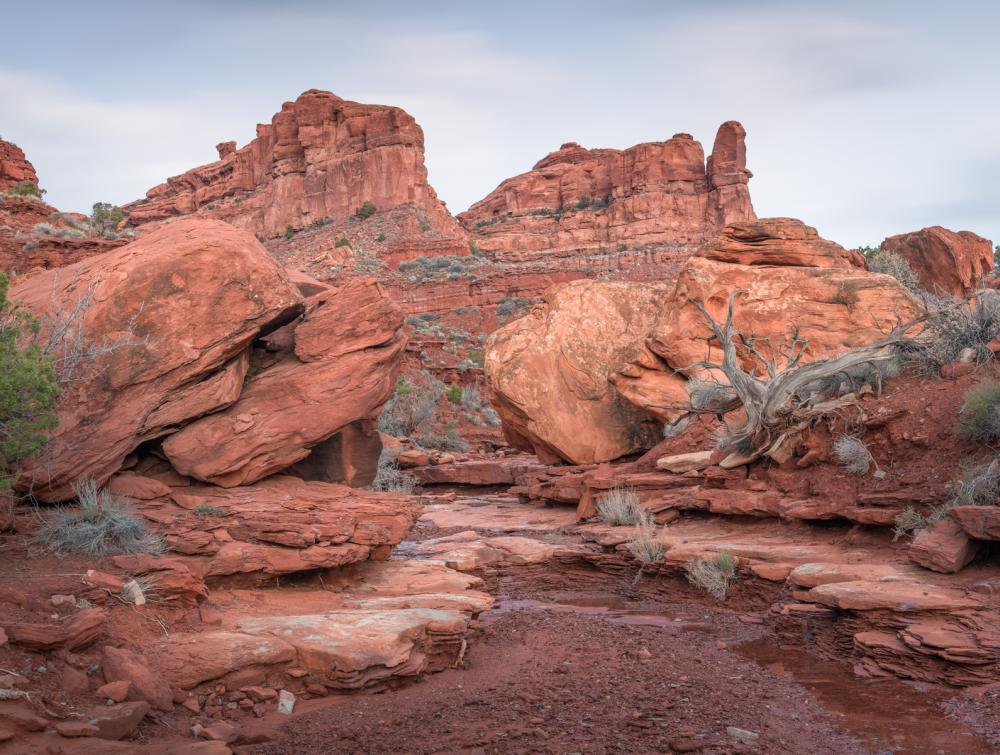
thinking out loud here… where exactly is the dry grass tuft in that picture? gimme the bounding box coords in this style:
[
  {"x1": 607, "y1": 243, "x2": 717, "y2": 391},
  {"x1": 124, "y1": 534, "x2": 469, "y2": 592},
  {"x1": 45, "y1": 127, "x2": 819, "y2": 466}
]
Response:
[{"x1": 685, "y1": 551, "x2": 738, "y2": 600}]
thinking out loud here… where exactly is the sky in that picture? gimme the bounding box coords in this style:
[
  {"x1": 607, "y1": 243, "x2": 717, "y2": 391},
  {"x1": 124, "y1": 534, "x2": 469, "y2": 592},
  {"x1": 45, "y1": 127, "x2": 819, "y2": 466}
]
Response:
[{"x1": 2, "y1": 0, "x2": 998, "y2": 248}]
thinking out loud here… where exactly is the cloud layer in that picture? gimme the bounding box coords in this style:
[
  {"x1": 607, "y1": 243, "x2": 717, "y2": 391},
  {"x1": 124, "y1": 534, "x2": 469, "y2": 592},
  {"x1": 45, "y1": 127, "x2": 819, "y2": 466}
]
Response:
[{"x1": 2, "y1": 0, "x2": 997, "y2": 248}]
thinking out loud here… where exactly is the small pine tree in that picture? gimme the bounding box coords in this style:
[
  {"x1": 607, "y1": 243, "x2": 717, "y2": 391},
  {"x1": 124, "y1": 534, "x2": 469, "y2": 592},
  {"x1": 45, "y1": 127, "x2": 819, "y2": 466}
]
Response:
[
  {"x1": 90, "y1": 202, "x2": 124, "y2": 238},
  {"x1": 0, "y1": 272, "x2": 60, "y2": 489}
]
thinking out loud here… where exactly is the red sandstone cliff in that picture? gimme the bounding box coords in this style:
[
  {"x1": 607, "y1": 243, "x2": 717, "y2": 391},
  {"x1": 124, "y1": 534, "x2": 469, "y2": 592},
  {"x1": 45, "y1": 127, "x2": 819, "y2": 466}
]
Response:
[
  {"x1": 125, "y1": 89, "x2": 468, "y2": 258},
  {"x1": 458, "y1": 122, "x2": 755, "y2": 260},
  {"x1": 0, "y1": 138, "x2": 39, "y2": 191}
]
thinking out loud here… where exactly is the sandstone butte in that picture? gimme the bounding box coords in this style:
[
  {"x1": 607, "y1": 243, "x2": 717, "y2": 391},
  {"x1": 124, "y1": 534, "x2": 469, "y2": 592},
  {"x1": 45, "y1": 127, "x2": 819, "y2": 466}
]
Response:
[
  {"x1": 879, "y1": 225, "x2": 993, "y2": 298},
  {"x1": 486, "y1": 218, "x2": 923, "y2": 464},
  {"x1": 458, "y1": 121, "x2": 755, "y2": 261},
  {"x1": 0, "y1": 137, "x2": 39, "y2": 191},
  {"x1": 124, "y1": 89, "x2": 469, "y2": 262}
]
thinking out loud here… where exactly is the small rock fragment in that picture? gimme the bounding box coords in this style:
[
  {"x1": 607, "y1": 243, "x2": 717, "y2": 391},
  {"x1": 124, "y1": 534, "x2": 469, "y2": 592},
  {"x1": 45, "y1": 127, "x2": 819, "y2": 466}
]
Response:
[
  {"x1": 277, "y1": 689, "x2": 296, "y2": 715},
  {"x1": 727, "y1": 726, "x2": 760, "y2": 743}
]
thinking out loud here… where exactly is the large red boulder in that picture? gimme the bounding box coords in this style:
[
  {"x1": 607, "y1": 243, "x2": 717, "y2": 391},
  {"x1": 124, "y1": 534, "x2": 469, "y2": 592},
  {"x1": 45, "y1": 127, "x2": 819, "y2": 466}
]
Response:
[
  {"x1": 615, "y1": 219, "x2": 923, "y2": 422},
  {"x1": 879, "y1": 226, "x2": 993, "y2": 297},
  {"x1": 484, "y1": 279, "x2": 671, "y2": 464},
  {"x1": 162, "y1": 277, "x2": 406, "y2": 487},
  {"x1": 11, "y1": 218, "x2": 303, "y2": 501}
]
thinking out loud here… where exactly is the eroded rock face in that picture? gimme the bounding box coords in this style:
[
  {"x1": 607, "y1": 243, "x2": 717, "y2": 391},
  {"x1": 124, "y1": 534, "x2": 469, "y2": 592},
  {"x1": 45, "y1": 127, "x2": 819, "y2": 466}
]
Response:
[
  {"x1": 11, "y1": 218, "x2": 302, "y2": 501},
  {"x1": 459, "y1": 122, "x2": 755, "y2": 260},
  {"x1": 879, "y1": 226, "x2": 994, "y2": 297},
  {"x1": 0, "y1": 138, "x2": 39, "y2": 191},
  {"x1": 125, "y1": 89, "x2": 467, "y2": 253},
  {"x1": 163, "y1": 277, "x2": 406, "y2": 487},
  {"x1": 615, "y1": 219, "x2": 923, "y2": 422},
  {"x1": 485, "y1": 279, "x2": 671, "y2": 464}
]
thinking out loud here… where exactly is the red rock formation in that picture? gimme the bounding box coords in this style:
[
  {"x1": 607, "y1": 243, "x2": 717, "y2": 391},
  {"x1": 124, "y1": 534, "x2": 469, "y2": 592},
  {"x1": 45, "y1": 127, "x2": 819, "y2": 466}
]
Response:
[
  {"x1": 614, "y1": 218, "x2": 923, "y2": 423},
  {"x1": 458, "y1": 122, "x2": 755, "y2": 261},
  {"x1": 163, "y1": 277, "x2": 406, "y2": 487},
  {"x1": 879, "y1": 226, "x2": 994, "y2": 297},
  {"x1": 125, "y1": 89, "x2": 468, "y2": 257},
  {"x1": 11, "y1": 219, "x2": 303, "y2": 501},
  {"x1": 485, "y1": 279, "x2": 672, "y2": 464},
  {"x1": 0, "y1": 138, "x2": 39, "y2": 191}
]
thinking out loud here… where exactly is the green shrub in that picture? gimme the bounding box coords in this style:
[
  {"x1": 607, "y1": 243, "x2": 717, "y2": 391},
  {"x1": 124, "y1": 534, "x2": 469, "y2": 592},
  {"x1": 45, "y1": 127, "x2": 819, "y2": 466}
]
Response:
[
  {"x1": 469, "y1": 241, "x2": 482, "y2": 257},
  {"x1": 419, "y1": 220, "x2": 431, "y2": 232},
  {"x1": 8, "y1": 180, "x2": 45, "y2": 198},
  {"x1": 446, "y1": 384, "x2": 462, "y2": 404},
  {"x1": 957, "y1": 380, "x2": 1000, "y2": 443},
  {"x1": 193, "y1": 503, "x2": 227, "y2": 517},
  {"x1": 284, "y1": 224, "x2": 295, "y2": 240},
  {"x1": 468, "y1": 349, "x2": 485, "y2": 367},
  {"x1": 91, "y1": 202, "x2": 124, "y2": 238},
  {"x1": 685, "y1": 552, "x2": 738, "y2": 600},
  {"x1": 376, "y1": 233, "x2": 386, "y2": 242},
  {"x1": 575, "y1": 195, "x2": 591, "y2": 211},
  {"x1": 0, "y1": 273, "x2": 60, "y2": 489},
  {"x1": 355, "y1": 201, "x2": 376, "y2": 220},
  {"x1": 335, "y1": 237, "x2": 351, "y2": 248},
  {"x1": 34, "y1": 479, "x2": 163, "y2": 556}
]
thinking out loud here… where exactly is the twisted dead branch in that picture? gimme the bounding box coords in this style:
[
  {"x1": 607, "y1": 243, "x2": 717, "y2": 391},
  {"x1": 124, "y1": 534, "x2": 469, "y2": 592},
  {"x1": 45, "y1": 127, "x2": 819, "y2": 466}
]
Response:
[{"x1": 650, "y1": 292, "x2": 923, "y2": 467}]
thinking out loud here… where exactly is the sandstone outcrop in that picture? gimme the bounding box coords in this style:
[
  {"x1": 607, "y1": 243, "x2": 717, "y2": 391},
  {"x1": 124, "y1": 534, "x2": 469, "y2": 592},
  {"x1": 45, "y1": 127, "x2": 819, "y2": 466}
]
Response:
[
  {"x1": 125, "y1": 89, "x2": 467, "y2": 257},
  {"x1": 879, "y1": 225, "x2": 993, "y2": 297},
  {"x1": 163, "y1": 277, "x2": 405, "y2": 487},
  {"x1": 0, "y1": 138, "x2": 38, "y2": 191},
  {"x1": 12, "y1": 218, "x2": 302, "y2": 501},
  {"x1": 459, "y1": 122, "x2": 755, "y2": 261},
  {"x1": 485, "y1": 279, "x2": 671, "y2": 464},
  {"x1": 614, "y1": 218, "x2": 923, "y2": 422}
]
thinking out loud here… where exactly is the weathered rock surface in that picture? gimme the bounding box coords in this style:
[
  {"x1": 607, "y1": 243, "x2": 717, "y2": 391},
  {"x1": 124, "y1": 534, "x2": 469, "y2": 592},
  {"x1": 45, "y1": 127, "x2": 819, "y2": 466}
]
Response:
[
  {"x1": 614, "y1": 218, "x2": 923, "y2": 422},
  {"x1": 0, "y1": 138, "x2": 38, "y2": 191},
  {"x1": 950, "y1": 505, "x2": 1000, "y2": 541},
  {"x1": 125, "y1": 89, "x2": 467, "y2": 256},
  {"x1": 163, "y1": 277, "x2": 405, "y2": 487},
  {"x1": 880, "y1": 226, "x2": 993, "y2": 297},
  {"x1": 908, "y1": 518, "x2": 981, "y2": 573},
  {"x1": 485, "y1": 279, "x2": 671, "y2": 464},
  {"x1": 132, "y1": 475, "x2": 420, "y2": 579},
  {"x1": 11, "y1": 218, "x2": 302, "y2": 500},
  {"x1": 459, "y1": 122, "x2": 755, "y2": 260}
]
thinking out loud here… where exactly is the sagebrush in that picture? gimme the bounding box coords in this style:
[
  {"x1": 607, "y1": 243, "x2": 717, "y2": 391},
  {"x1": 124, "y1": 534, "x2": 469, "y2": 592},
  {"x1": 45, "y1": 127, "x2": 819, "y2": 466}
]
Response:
[{"x1": 956, "y1": 380, "x2": 1000, "y2": 443}]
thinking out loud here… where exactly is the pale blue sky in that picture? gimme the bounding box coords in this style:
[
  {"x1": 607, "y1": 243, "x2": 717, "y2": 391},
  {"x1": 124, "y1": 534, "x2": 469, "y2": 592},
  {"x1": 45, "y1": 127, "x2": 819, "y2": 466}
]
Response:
[{"x1": 2, "y1": 0, "x2": 997, "y2": 248}]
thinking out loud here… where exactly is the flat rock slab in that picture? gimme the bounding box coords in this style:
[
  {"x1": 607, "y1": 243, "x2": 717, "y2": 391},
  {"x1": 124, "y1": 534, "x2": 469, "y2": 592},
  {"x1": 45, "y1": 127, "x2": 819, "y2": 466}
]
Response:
[
  {"x1": 808, "y1": 580, "x2": 983, "y2": 612},
  {"x1": 411, "y1": 457, "x2": 545, "y2": 486},
  {"x1": 404, "y1": 530, "x2": 576, "y2": 570},
  {"x1": 419, "y1": 498, "x2": 576, "y2": 532}
]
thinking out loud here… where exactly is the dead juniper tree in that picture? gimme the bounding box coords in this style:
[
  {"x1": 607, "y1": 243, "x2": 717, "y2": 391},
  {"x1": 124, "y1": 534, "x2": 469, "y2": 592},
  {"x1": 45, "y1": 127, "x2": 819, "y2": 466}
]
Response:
[{"x1": 651, "y1": 292, "x2": 918, "y2": 467}]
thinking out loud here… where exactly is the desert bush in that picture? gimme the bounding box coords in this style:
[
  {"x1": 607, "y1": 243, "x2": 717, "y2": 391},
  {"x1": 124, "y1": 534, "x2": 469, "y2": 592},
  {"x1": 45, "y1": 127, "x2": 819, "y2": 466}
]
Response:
[
  {"x1": 376, "y1": 233, "x2": 386, "y2": 242},
  {"x1": 597, "y1": 486, "x2": 650, "y2": 526},
  {"x1": 419, "y1": 220, "x2": 431, "y2": 232},
  {"x1": 0, "y1": 272, "x2": 60, "y2": 489},
  {"x1": 626, "y1": 521, "x2": 664, "y2": 565},
  {"x1": 575, "y1": 195, "x2": 591, "y2": 211},
  {"x1": 335, "y1": 237, "x2": 351, "y2": 248},
  {"x1": 8, "y1": 180, "x2": 45, "y2": 198},
  {"x1": 284, "y1": 224, "x2": 295, "y2": 240},
  {"x1": 446, "y1": 384, "x2": 463, "y2": 404},
  {"x1": 482, "y1": 407, "x2": 501, "y2": 427},
  {"x1": 892, "y1": 507, "x2": 927, "y2": 541},
  {"x1": 468, "y1": 349, "x2": 485, "y2": 367},
  {"x1": 902, "y1": 291, "x2": 1000, "y2": 372},
  {"x1": 355, "y1": 201, "x2": 377, "y2": 220},
  {"x1": 32, "y1": 222, "x2": 84, "y2": 239},
  {"x1": 867, "y1": 250, "x2": 922, "y2": 293},
  {"x1": 956, "y1": 380, "x2": 1000, "y2": 443},
  {"x1": 685, "y1": 552, "x2": 738, "y2": 600},
  {"x1": 34, "y1": 479, "x2": 163, "y2": 556},
  {"x1": 368, "y1": 450, "x2": 417, "y2": 494},
  {"x1": 948, "y1": 458, "x2": 1000, "y2": 507},
  {"x1": 90, "y1": 202, "x2": 124, "y2": 238},
  {"x1": 414, "y1": 422, "x2": 468, "y2": 452},
  {"x1": 832, "y1": 435, "x2": 874, "y2": 475},
  {"x1": 193, "y1": 503, "x2": 226, "y2": 517},
  {"x1": 469, "y1": 241, "x2": 482, "y2": 256},
  {"x1": 378, "y1": 371, "x2": 443, "y2": 437}
]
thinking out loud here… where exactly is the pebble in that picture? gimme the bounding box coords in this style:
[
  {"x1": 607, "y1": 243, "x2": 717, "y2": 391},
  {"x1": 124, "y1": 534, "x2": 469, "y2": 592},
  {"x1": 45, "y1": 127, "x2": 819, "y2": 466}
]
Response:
[{"x1": 726, "y1": 726, "x2": 760, "y2": 742}]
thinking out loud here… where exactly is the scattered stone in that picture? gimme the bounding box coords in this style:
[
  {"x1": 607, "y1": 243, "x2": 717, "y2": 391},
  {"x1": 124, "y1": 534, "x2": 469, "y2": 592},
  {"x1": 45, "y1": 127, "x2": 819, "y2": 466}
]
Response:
[
  {"x1": 102, "y1": 645, "x2": 173, "y2": 710},
  {"x1": 277, "y1": 689, "x2": 296, "y2": 715},
  {"x1": 56, "y1": 721, "x2": 100, "y2": 738},
  {"x1": 89, "y1": 701, "x2": 150, "y2": 740},
  {"x1": 50, "y1": 594, "x2": 77, "y2": 608},
  {"x1": 96, "y1": 680, "x2": 131, "y2": 703},
  {"x1": 726, "y1": 726, "x2": 760, "y2": 743}
]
